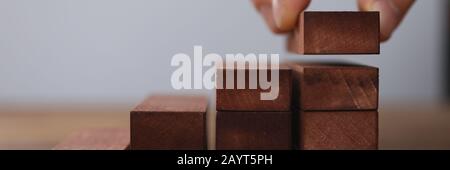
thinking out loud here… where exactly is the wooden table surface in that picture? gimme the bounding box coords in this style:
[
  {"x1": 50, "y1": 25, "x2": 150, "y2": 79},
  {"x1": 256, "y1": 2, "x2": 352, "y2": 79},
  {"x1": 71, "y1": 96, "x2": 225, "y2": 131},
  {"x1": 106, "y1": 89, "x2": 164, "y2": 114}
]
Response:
[{"x1": 0, "y1": 101, "x2": 449, "y2": 150}]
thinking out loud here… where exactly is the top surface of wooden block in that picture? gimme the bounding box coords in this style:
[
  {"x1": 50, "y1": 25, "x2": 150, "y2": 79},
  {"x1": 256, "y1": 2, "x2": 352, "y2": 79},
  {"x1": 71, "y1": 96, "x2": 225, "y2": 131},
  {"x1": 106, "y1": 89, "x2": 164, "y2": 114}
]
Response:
[
  {"x1": 53, "y1": 128, "x2": 129, "y2": 150},
  {"x1": 133, "y1": 95, "x2": 208, "y2": 113},
  {"x1": 289, "y1": 62, "x2": 379, "y2": 111},
  {"x1": 289, "y1": 61, "x2": 379, "y2": 70},
  {"x1": 288, "y1": 11, "x2": 380, "y2": 55}
]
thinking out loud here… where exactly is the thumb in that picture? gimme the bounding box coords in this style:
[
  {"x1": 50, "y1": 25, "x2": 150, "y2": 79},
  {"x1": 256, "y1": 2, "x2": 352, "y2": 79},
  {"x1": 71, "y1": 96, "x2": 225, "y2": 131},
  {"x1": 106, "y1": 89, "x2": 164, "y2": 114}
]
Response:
[{"x1": 358, "y1": 0, "x2": 415, "y2": 42}]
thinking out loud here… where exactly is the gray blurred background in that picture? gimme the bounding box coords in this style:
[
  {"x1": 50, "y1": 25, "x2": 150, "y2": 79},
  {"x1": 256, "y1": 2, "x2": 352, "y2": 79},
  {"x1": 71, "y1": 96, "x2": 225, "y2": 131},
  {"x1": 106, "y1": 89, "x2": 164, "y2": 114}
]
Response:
[
  {"x1": 0, "y1": 0, "x2": 446, "y2": 104},
  {"x1": 0, "y1": 0, "x2": 449, "y2": 149}
]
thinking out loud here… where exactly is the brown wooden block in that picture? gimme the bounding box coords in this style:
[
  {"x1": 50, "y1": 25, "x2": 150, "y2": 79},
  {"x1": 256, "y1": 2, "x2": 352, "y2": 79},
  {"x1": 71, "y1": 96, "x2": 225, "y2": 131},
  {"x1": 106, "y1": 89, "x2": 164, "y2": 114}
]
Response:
[
  {"x1": 289, "y1": 62, "x2": 378, "y2": 111},
  {"x1": 53, "y1": 128, "x2": 129, "y2": 150},
  {"x1": 216, "y1": 111, "x2": 292, "y2": 150},
  {"x1": 287, "y1": 11, "x2": 380, "y2": 54},
  {"x1": 298, "y1": 110, "x2": 378, "y2": 150},
  {"x1": 130, "y1": 95, "x2": 207, "y2": 150},
  {"x1": 216, "y1": 65, "x2": 292, "y2": 111}
]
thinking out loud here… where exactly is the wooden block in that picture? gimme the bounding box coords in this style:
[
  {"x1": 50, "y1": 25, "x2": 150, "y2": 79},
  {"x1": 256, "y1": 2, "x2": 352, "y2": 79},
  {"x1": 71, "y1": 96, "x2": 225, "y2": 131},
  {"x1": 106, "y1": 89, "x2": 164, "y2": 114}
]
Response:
[
  {"x1": 53, "y1": 128, "x2": 129, "y2": 150},
  {"x1": 287, "y1": 11, "x2": 380, "y2": 54},
  {"x1": 298, "y1": 110, "x2": 378, "y2": 150},
  {"x1": 216, "y1": 65, "x2": 292, "y2": 111},
  {"x1": 216, "y1": 111, "x2": 292, "y2": 150},
  {"x1": 130, "y1": 95, "x2": 207, "y2": 150},
  {"x1": 289, "y1": 62, "x2": 378, "y2": 111}
]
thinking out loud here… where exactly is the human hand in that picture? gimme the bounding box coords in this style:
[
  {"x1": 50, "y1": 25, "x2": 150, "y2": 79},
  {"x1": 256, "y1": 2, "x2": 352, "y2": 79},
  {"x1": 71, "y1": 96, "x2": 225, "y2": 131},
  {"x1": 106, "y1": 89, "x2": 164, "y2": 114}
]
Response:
[{"x1": 252, "y1": 0, "x2": 415, "y2": 41}]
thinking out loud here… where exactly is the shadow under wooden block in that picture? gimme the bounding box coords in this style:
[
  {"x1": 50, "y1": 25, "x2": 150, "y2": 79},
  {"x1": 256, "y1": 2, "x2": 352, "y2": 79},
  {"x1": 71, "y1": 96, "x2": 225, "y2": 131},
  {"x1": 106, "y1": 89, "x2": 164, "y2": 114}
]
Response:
[
  {"x1": 52, "y1": 128, "x2": 129, "y2": 150},
  {"x1": 216, "y1": 65, "x2": 292, "y2": 112},
  {"x1": 289, "y1": 62, "x2": 379, "y2": 111},
  {"x1": 216, "y1": 111, "x2": 292, "y2": 150},
  {"x1": 298, "y1": 110, "x2": 378, "y2": 150},
  {"x1": 130, "y1": 95, "x2": 208, "y2": 150},
  {"x1": 287, "y1": 11, "x2": 380, "y2": 55}
]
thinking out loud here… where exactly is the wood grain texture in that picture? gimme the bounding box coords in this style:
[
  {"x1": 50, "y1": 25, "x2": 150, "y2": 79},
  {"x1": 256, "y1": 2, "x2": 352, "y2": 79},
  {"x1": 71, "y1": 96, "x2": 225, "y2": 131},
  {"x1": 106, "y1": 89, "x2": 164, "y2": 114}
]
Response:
[
  {"x1": 216, "y1": 111, "x2": 292, "y2": 150},
  {"x1": 298, "y1": 110, "x2": 378, "y2": 150},
  {"x1": 287, "y1": 11, "x2": 380, "y2": 55},
  {"x1": 130, "y1": 95, "x2": 207, "y2": 150},
  {"x1": 52, "y1": 128, "x2": 129, "y2": 150},
  {"x1": 289, "y1": 62, "x2": 379, "y2": 111},
  {"x1": 216, "y1": 66, "x2": 292, "y2": 111}
]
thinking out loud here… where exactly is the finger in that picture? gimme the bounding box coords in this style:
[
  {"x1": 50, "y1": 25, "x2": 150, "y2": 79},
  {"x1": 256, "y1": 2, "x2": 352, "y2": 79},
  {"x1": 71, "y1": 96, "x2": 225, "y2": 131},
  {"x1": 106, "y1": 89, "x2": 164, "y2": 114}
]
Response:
[
  {"x1": 252, "y1": 0, "x2": 284, "y2": 34},
  {"x1": 358, "y1": 0, "x2": 415, "y2": 41},
  {"x1": 272, "y1": 0, "x2": 311, "y2": 32}
]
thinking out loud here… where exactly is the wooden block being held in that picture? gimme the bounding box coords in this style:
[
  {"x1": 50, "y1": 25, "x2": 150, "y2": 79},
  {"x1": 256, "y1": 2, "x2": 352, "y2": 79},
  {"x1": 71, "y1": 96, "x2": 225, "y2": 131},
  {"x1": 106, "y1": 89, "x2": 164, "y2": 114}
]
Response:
[
  {"x1": 216, "y1": 65, "x2": 292, "y2": 111},
  {"x1": 298, "y1": 110, "x2": 378, "y2": 150},
  {"x1": 53, "y1": 128, "x2": 129, "y2": 150},
  {"x1": 288, "y1": 11, "x2": 380, "y2": 54},
  {"x1": 216, "y1": 111, "x2": 292, "y2": 150},
  {"x1": 130, "y1": 95, "x2": 208, "y2": 150},
  {"x1": 289, "y1": 62, "x2": 379, "y2": 111}
]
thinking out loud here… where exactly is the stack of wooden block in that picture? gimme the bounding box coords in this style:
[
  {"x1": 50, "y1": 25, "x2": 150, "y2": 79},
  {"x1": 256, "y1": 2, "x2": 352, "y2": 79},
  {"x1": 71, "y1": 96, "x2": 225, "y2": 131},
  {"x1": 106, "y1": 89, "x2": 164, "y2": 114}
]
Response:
[
  {"x1": 287, "y1": 11, "x2": 380, "y2": 150},
  {"x1": 53, "y1": 11, "x2": 380, "y2": 150},
  {"x1": 288, "y1": 62, "x2": 379, "y2": 150},
  {"x1": 215, "y1": 65, "x2": 293, "y2": 150}
]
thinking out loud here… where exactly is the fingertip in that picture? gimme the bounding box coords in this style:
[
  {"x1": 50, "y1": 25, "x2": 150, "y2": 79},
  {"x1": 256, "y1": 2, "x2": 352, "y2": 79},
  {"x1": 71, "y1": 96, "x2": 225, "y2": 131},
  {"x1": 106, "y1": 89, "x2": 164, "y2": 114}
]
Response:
[
  {"x1": 258, "y1": 4, "x2": 286, "y2": 34},
  {"x1": 273, "y1": 0, "x2": 310, "y2": 32},
  {"x1": 358, "y1": 0, "x2": 375, "y2": 11},
  {"x1": 380, "y1": 34, "x2": 391, "y2": 42},
  {"x1": 371, "y1": 0, "x2": 401, "y2": 43}
]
